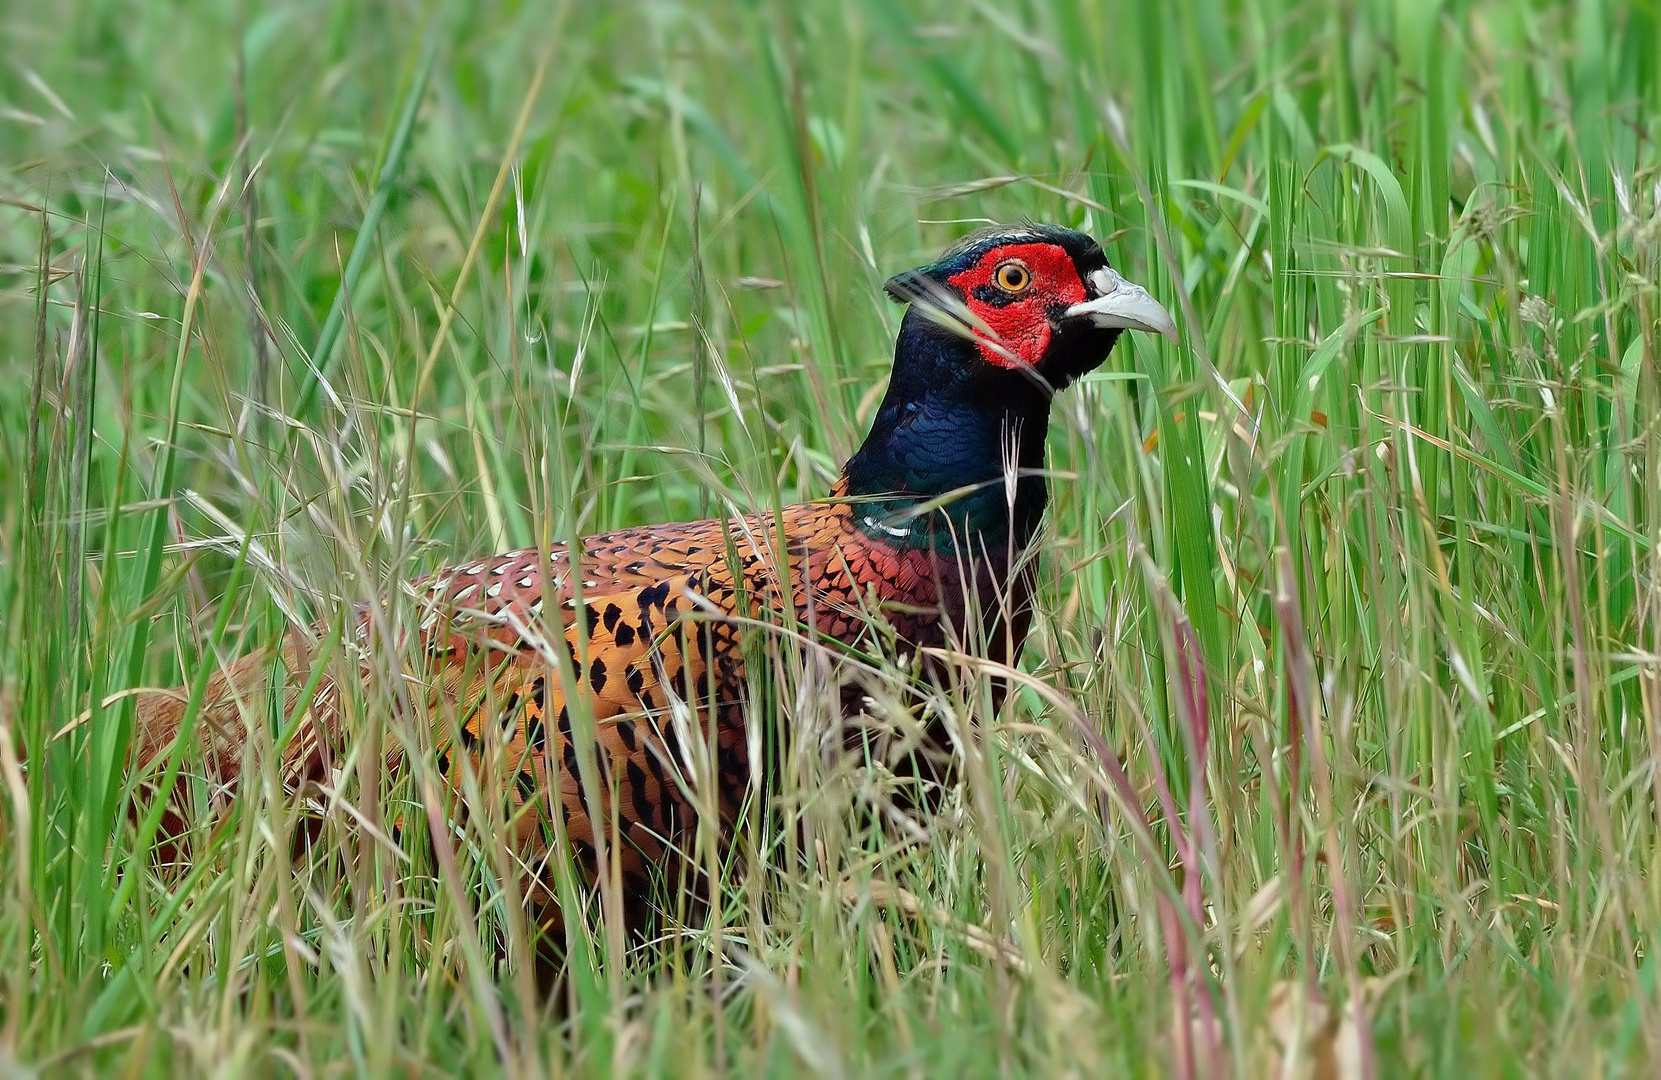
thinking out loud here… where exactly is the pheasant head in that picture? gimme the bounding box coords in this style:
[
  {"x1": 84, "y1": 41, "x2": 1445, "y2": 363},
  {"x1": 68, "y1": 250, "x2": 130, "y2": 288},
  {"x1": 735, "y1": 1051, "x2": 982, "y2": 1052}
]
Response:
[{"x1": 845, "y1": 224, "x2": 1176, "y2": 550}]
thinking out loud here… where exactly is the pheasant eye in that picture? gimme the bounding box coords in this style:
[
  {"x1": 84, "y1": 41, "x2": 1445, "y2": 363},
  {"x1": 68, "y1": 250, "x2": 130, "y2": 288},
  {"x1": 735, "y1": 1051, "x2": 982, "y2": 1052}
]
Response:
[{"x1": 993, "y1": 260, "x2": 1032, "y2": 293}]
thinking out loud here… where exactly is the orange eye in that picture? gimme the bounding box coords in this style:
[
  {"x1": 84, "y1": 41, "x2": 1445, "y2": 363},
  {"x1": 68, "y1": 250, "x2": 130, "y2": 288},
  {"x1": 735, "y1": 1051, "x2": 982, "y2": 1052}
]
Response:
[{"x1": 993, "y1": 260, "x2": 1032, "y2": 293}]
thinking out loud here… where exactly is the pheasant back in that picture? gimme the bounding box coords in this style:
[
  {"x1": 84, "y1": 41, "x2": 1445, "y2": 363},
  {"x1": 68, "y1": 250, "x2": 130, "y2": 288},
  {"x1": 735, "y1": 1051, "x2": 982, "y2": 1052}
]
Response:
[{"x1": 134, "y1": 484, "x2": 1028, "y2": 930}]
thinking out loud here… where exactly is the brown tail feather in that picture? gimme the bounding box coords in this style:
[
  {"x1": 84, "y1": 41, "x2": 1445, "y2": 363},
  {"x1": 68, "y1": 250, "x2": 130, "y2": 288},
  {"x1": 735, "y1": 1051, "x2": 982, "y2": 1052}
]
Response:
[
  {"x1": 134, "y1": 646, "x2": 280, "y2": 783},
  {"x1": 132, "y1": 641, "x2": 344, "y2": 854}
]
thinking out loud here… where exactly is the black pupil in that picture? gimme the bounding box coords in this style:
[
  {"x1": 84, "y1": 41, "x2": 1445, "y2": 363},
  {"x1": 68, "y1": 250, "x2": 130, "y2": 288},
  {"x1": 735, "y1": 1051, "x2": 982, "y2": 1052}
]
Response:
[{"x1": 1002, "y1": 266, "x2": 1025, "y2": 289}]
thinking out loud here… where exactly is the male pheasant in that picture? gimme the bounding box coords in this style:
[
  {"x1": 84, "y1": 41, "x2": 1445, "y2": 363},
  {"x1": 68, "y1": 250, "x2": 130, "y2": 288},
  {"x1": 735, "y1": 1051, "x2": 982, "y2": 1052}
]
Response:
[{"x1": 133, "y1": 223, "x2": 1175, "y2": 931}]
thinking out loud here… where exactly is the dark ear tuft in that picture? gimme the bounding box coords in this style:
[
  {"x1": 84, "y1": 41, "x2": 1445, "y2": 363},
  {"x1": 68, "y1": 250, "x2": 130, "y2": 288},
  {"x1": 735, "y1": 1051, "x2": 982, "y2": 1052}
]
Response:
[{"x1": 883, "y1": 269, "x2": 930, "y2": 304}]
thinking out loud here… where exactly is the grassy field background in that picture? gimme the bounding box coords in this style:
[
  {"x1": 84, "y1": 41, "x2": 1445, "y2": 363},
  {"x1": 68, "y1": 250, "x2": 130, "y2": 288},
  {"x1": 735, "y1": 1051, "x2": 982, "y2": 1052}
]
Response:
[{"x1": 3, "y1": 0, "x2": 1661, "y2": 1074}]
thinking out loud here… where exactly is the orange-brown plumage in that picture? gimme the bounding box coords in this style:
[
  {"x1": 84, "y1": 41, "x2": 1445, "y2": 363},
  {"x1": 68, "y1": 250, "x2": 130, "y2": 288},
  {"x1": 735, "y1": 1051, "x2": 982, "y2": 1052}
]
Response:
[{"x1": 409, "y1": 484, "x2": 992, "y2": 904}]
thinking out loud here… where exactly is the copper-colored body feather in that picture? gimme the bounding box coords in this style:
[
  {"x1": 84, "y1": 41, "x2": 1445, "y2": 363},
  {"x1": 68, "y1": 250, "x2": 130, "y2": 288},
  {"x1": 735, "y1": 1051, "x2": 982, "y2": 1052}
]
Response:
[{"x1": 134, "y1": 479, "x2": 1023, "y2": 926}]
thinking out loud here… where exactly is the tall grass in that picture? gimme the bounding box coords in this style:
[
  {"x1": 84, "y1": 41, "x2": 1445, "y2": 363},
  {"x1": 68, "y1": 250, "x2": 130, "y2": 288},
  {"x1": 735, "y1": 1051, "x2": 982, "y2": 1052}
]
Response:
[{"x1": 2, "y1": 0, "x2": 1660, "y2": 1073}]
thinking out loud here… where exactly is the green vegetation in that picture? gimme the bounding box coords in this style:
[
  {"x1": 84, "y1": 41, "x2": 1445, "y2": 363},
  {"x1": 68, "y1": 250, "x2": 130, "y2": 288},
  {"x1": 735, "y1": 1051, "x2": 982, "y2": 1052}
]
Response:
[{"x1": 3, "y1": 0, "x2": 1660, "y2": 1073}]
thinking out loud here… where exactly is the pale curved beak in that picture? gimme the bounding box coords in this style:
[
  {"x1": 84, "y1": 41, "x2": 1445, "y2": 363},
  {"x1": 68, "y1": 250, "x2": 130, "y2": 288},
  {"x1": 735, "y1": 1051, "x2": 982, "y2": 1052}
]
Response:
[{"x1": 1064, "y1": 267, "x2": 1179, "y2": 342}]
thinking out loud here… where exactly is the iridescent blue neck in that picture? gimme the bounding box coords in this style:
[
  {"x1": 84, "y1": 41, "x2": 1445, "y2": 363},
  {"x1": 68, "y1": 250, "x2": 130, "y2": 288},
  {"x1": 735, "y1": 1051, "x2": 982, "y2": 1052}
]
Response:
[{"x1": 842, "y1": 310, "x2": 1052, "y2": 553}]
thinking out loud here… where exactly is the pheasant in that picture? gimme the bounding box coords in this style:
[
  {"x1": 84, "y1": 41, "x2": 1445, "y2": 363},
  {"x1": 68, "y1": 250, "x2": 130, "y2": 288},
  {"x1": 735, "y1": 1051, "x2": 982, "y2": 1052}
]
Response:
[{"x1": 133, "y1": 223, "x2": 1176, "y2": 933}]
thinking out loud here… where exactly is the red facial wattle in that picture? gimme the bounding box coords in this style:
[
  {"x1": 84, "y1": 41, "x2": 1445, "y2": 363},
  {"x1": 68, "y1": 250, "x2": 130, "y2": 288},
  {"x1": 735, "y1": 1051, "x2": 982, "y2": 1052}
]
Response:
[{"x1": 945, "y1": 242, "x2": 1087, "y2": 368}]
